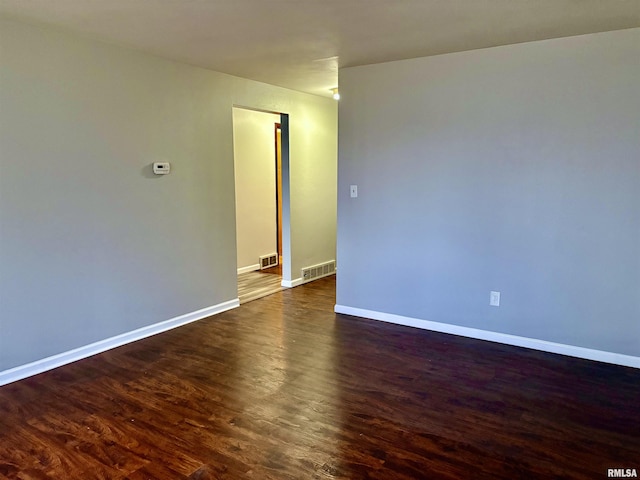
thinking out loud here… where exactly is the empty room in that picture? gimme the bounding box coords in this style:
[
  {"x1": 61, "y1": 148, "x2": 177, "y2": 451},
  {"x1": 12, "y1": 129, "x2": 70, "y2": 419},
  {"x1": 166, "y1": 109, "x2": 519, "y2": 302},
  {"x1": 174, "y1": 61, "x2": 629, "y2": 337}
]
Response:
[{"x1": 1, "y1": 1, "x2": 639, "y2": 479}]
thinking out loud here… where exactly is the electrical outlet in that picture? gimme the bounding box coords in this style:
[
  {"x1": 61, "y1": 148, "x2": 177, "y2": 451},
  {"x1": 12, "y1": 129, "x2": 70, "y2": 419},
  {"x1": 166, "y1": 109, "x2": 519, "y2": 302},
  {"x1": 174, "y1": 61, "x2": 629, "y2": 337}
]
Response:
[{"x1": 490, "y1": 291, "x2": 500, "y2": 307}]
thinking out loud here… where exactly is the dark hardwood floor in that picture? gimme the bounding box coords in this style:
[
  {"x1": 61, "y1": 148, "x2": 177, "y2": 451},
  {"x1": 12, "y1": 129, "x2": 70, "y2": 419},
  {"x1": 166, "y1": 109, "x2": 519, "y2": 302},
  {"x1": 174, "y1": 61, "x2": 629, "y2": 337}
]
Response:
[{"x1": 1, "y1": 275, "x2": 638, "y2": 479}]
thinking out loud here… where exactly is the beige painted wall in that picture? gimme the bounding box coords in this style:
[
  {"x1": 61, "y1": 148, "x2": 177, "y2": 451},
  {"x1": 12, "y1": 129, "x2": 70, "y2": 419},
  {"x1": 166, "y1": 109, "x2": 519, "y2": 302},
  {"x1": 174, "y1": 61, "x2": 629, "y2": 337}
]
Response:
[
  {"x1": 0, "y1": 18, "x2": 337, "y2": 373},
  {"x1": 233, "y1": 108, "x2": 280, "y2": 271}
]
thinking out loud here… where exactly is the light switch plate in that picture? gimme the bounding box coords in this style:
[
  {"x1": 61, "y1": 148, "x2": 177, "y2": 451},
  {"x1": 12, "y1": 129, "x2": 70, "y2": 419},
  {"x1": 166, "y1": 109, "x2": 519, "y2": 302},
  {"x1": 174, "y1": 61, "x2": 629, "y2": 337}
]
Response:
[{"x1": 490, "y1": 291, "x2": 500, "y2": 307}]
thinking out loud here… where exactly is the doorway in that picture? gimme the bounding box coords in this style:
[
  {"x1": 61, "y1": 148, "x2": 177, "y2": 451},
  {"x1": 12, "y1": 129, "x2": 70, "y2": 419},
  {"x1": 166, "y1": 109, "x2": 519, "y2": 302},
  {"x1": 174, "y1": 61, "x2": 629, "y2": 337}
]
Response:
[{"x1": 233, "y1": 107, "x2": 288, "y2": 303}]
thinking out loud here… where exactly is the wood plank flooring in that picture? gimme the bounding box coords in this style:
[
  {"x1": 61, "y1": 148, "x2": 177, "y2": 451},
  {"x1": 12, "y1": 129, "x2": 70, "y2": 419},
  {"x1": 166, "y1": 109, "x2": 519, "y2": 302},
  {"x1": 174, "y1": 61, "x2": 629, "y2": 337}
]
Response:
[
  {"x1": 1, "y1": 275, "x2": 639, "y2": 479},
  {"x1": 237, "y1": 268, "x2": 283, "y2": 304}
]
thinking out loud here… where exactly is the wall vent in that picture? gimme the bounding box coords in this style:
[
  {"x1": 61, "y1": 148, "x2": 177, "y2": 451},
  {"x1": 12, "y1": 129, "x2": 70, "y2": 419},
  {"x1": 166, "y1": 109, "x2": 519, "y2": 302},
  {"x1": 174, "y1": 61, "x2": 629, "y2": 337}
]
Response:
[
  {"x1": 301, "y1": 260, "x2": 336, "y2": 283},
  {"x1": 259, "y1": 253, "x2": 278, "y2": 270}
]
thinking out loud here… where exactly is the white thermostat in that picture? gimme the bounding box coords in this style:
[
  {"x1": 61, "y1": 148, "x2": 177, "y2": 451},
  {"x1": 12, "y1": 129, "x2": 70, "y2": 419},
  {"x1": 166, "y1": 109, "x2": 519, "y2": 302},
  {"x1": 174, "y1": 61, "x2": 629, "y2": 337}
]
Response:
[{"x1": 153, "y1": 162, "x2": 171, "y2": 175}]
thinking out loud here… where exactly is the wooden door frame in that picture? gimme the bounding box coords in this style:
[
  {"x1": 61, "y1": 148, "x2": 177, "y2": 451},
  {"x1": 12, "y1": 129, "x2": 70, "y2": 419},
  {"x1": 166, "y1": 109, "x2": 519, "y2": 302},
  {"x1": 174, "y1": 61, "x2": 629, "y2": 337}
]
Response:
[{"x1": 275, "y1": 123, "x2": 283, "y2": 264}]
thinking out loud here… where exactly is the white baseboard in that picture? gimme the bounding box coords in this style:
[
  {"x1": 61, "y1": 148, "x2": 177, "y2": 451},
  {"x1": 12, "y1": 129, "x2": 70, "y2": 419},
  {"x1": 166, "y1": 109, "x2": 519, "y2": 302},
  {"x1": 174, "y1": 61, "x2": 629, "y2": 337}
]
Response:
[
  {"x1": 334, "y1": 305, "x2": 640, "y2": 369},
  {"x1": 0, "y1": 298, "x2": 240, "y2": 387},
  {"x1": 237, "y1": 264, "x2": 260, "y2": 275},
  {"x1": 281, "y1": 277, "x2": 303, "y2": 288}
]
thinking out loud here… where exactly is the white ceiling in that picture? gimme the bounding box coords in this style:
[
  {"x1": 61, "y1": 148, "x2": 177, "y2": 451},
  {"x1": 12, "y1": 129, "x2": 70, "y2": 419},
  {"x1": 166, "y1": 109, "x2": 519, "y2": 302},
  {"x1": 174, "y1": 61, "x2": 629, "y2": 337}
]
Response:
[{"x1": 1, "y1": 0, "x2": 638, "y2": 97}]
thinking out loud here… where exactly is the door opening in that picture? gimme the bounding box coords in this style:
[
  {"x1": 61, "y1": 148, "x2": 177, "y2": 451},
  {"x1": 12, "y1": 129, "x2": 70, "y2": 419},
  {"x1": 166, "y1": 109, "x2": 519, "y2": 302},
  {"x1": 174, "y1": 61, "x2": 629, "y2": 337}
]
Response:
[{"x1": 233, "y1": 107, "x2": 289, "y2": 303}]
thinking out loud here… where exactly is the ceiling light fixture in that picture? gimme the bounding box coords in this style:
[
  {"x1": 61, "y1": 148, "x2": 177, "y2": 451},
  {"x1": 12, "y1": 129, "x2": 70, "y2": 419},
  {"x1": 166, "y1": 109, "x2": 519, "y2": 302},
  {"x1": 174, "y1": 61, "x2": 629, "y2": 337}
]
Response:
[{"x1": 332, "y1": 88, "x2": 340, "y2": 101}]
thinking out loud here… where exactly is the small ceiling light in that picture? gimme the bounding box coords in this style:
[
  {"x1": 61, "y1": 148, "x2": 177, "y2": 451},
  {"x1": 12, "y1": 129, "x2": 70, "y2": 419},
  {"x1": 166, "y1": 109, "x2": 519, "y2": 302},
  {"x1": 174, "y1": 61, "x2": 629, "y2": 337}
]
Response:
[{"x1": 332, "y1": 88, "x2": 340, "y2": 101}]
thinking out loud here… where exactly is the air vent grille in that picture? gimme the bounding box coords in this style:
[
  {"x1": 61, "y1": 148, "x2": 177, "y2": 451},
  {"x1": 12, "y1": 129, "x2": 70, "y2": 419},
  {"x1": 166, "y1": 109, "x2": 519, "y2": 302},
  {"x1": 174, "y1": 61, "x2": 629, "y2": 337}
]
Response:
[
  {"x1": 259, "y1": 253, "x2": 278, "y2": 270},
  {"x1": 301, "y1": 260, "x2": 336, "y2": 283}
]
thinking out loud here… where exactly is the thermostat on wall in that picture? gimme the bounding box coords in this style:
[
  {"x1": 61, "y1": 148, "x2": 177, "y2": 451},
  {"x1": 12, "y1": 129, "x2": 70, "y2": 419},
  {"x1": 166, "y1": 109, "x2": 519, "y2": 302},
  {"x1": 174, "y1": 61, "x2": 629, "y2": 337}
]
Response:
[{"x1": 153, "y1": 162, "x2": 171, "y2": 175}]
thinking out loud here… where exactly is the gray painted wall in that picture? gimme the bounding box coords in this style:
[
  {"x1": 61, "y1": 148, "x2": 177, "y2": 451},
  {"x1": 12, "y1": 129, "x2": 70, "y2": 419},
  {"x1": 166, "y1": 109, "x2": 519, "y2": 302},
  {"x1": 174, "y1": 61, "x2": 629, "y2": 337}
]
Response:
[
  {"x1": 337, "y1": 28, "x2": 640, "y2": 357},
  {"x1": 0, "y1": 19, "x2": 337, "y2": 372}
]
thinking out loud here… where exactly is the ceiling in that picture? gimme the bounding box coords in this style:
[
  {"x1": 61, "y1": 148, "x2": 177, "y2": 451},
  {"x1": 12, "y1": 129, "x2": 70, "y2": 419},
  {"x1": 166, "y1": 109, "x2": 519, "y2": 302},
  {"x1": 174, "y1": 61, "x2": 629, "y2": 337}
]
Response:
[{"x1": 1, "y1": 0, "x2": 638, "y2": 97}]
